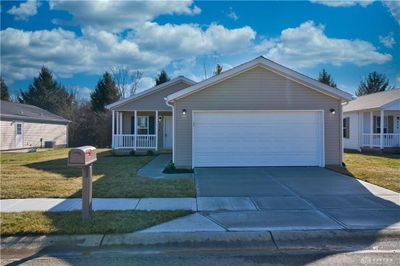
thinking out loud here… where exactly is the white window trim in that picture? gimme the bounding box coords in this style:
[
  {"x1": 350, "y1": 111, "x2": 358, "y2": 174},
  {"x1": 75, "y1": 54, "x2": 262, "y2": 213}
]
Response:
[
  {"x1": 343, "y1": 117, "x2": 350, "y2": 139},
  {"x1": 137, "y1": 115, "x2": 149, "y2": 135}
]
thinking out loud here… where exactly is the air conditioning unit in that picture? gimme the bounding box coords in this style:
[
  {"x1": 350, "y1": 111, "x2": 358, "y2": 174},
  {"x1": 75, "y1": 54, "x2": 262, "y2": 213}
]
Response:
[{"x1": 44, "y1": 141, "x2": 56, "y2": 148}]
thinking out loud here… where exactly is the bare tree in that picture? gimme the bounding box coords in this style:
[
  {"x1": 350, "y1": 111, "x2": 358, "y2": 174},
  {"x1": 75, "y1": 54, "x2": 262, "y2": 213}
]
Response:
[
  {"x1": 130, "y1": 70, "x2": 143, "y2": 96},
  {"x1": 111, "y1": 66, "x2": 143, "y2": 98}
]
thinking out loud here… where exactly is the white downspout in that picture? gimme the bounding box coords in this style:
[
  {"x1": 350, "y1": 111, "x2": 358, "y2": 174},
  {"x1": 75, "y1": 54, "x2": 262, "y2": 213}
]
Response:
[{"x1": 165, "y1": 98, "x2": 175, "y2": 164}]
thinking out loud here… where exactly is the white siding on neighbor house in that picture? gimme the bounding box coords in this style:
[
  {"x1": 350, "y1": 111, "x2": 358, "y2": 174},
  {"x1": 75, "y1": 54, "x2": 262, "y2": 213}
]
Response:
[
  {"x1": 173, "y1": 66, "x2": 342, "y2": 168},
  {"x1": 1, "y1": 120, "x2": 67, "y2": 150},
  {"x1": 343, "y1": 112, "x2": 361, "y2": 150}
]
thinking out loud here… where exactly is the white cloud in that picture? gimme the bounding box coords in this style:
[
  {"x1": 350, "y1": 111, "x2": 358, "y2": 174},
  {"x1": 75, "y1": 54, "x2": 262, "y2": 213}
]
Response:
[
  {"x1": 134, "y1": 22, "x2": 256, "y2": 59},
  {"x1": 72, "y1": 86, "x2": 92, "y2": 101},
  {"x1": 382, "y1": 1, "x2": 400, "y2": 24},
  {"x1": 311, "y1": 1, "x2": 400, "y2": 24},
  {"x1": 1, "y1": 21, "x2": 256, "y2": 82},
  {"x1": 7, "y1": 0, "x2": 40, "y2": 20},
  {"x1": 227, "y1": 7, "x2": 239, "y2": 21},
  {"x1": 379, "y1": 32, "x2": 396, "y2": 48},
  {"x1": 260, "y1": 21, "x2": 391, "y2": 68},
  {"x1": 0, "y1": 27, "x2": 168, "y2": 82},
  {"x1": 49, "y1": 0, "x2": 201, "y2": 32},
  {"x1": 255, "y1": 39, "x2": 276, "y2": 52},
  {"x1": 310, "y1": 0, "x2": 374, "y2": 7}
]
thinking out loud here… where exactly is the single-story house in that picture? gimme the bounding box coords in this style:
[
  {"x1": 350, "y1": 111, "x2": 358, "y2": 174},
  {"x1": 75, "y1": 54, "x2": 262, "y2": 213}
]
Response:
[
  {"x1": 343, "y1": 89, "x2": 400, "y2": 151},
  {"x1": 107, "y1": 56, "x2": 352, "y2": 168},
  {"x1": 0, "y1": 100, "x2": 70, "y2": 151}
]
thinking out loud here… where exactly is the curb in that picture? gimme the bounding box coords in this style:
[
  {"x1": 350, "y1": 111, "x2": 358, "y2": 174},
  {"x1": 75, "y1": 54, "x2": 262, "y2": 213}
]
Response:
[{"x1": 2, "y1": 229, "x2": 400, "y2": 251}]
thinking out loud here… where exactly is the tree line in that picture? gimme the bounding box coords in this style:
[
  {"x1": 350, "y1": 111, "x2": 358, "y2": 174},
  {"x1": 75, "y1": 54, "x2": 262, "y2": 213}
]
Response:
[
  {"x1": 0, "y1": 66, "x2": 395, "y2": 147},
  {"x1": 317, "y1": 69, "x2": 394, "y2": 96},
  {"x1": 0, "y1": 67, "x2": 171, "y2": 147}
]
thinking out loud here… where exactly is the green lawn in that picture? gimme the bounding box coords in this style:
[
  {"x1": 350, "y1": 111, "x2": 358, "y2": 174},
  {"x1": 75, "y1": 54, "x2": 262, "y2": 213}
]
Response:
[
  {"x1": 329, "y1": 152, "x2": 400, "y2": 192},
  {"x1": 0, "y1": 148, "x2": 195, "y2": 199},
  {"x1": 0, "y1": 210, "x2": 191, "y2": 235}
]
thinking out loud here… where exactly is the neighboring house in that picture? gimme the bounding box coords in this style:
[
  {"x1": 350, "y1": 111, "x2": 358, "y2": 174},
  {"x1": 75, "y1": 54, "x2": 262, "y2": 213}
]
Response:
[
  {"x1": 107, "y1": 56, "x2": 352, "y2": 168},
  {"x1": 0, "y1": 101, "x2": 70, "y2": 151},
  {"x1": 343, "y1": 89, "x2": 400, "y2": 151}
]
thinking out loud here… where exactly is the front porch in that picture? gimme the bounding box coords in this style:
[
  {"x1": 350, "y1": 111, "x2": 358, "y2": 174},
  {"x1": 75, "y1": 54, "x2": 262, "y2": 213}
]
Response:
[
  {"x1": 112, "y1": 110, "x2": 173, "y2": 150},
  {"x1": 359, "y1": 110, "x2": 400, "y2": 148}
]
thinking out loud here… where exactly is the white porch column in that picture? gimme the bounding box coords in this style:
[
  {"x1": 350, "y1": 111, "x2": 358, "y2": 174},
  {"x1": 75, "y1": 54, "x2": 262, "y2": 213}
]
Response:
[
  {"x1": 155, "y1": 110, "x2": 158, "y2": 151},
  {"x1": 134, "y1": 110, "x2": 137, "y2": 150},
  {"x1": 119, "y1": 112, "x2": 123, "y2": 134},
  {"x1": 380, "y1": 109, "x2": 384, "y2": 149},
  {"x1": 369, "y1": 111, "x2": 373, "y2": 148},
  {"x1": 112, "y1": 110, "x2": 115, "y2": 148}
]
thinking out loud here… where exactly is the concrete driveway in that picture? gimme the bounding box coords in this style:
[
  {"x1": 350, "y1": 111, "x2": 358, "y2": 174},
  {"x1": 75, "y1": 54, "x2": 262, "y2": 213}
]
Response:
[{"x1": 195, "y1": 167, "x2": 400, "y2": 231}]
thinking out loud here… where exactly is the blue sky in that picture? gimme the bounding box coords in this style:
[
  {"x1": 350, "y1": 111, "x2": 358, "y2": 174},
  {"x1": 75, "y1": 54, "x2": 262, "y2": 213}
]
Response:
[{"x1": 1, "y1": 0, "x2": 399, "y2": 99}]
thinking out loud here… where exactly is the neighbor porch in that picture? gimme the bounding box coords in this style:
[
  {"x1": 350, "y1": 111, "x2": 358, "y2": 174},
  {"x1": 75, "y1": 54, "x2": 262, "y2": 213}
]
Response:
[
  {"x1": 358, "y1": 110, "x2": 400, "y2": 148},
  {"x1": 112, "y1": 110, "x2": 173, "y2": 150}
]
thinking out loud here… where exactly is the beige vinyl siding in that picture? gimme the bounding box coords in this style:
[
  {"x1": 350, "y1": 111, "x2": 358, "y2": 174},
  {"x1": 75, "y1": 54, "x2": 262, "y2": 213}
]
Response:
[
  {"x1": 115, "y1": 81, "x2": 192, "y2": 111},
  {"x1": 173, "y1": 66, "x2": 342, "y2": 167},
  {"x1": 1, "y1": 119, "x2": 67, "y2": 150}
]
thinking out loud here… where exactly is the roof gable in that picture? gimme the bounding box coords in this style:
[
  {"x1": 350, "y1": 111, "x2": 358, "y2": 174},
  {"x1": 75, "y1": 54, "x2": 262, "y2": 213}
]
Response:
[
  {"x1": 166, "y1": 56, "x2": 353, "y2": 102},
  {"x1": 343, "y1": 89, "x2": 400, "y2": 112},
  {"x1": 106, "y1": 76, "x2": 195, "y2": 110}
]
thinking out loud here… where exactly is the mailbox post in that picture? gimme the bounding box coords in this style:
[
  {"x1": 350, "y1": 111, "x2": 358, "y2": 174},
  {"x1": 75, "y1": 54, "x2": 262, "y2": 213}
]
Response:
[{"x1": 68, "y1": 146, "x2": 97, "y2": 222}]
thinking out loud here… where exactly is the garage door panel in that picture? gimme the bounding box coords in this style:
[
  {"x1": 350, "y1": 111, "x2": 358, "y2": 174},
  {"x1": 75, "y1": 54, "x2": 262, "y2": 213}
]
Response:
[{"x1": 193, "y1": 111, "x2": 323, "y2": 167}]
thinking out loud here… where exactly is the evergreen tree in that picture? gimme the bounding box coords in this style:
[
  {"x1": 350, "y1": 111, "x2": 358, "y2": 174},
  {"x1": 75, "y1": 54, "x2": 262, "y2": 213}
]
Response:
[
  {"x1": 356, "y1": 71, "x2": 392, "y2": 96},
  {"x1": 318, "y1": 69, "x2": 337, "y2": 88},
  {"x1": 90, "y1": 72, "x2": 120, "y2": 112},
  {"x1": 1, "y1": 77, "x2": 10, "y2": 101},
  {"x1": 155, "y1": 70, "x2": 170, "y2": 85},
  {"x1": 214, "y1": 64, "x2": 223, "y2": 75},
  {"x1": 19, "y1": 66, "x2": 74, "y2": 115}
]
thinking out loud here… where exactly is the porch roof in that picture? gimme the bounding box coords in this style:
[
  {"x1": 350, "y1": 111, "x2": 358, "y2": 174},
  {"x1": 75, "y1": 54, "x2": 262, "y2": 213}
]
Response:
[
  {"x1": 105, "y1": 76, "x2": 195, "y2": 110},
  {"x1": 343, "y1": 89, "x2": 400, "y2": 112}
]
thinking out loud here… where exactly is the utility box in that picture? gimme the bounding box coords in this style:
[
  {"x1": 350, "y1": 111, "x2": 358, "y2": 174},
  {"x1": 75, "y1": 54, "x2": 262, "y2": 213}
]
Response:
[{"x1": 68, "y1": 146, "x2": 97, "y2": 167}]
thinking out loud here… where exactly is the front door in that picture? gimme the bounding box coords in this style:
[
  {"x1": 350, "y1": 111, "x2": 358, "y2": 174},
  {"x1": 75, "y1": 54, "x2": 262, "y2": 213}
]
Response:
[
  {"x1": 163, "y1": 116, "x2": 172, "y2": 148},
  {"x1": 15, "y1": 122, "x2": 23, "y2": 148}
]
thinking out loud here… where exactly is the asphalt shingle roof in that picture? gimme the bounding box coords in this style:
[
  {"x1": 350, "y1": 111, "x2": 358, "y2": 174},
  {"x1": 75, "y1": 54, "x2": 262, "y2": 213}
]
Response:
[
  {"x1": 0, "y1": 101, "x2": 70, "y2": 124},
  {"x1": 343, "y1": 89, "x2": 400, "y2": 112}
]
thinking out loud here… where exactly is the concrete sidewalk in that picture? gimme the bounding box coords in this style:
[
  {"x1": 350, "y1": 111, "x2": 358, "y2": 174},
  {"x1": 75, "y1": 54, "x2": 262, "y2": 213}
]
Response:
[{"x1": 0, "y1": 198, "x2": 197, "y2": 212}]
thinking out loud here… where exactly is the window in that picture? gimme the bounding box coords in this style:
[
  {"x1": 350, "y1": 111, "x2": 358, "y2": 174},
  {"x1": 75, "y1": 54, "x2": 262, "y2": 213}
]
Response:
[
  {"x1": 343, "y1": 117, "x2": 350, "y2": 139},
  {"x1": 16, "y1": 123, "x2": 22, "y2": 135},
  {"x1": 137, "y1": 116, "x2": 149, "y2": 135},
  {"x1": 374, "y1": 116, "x2": 388, "y2": 133}
]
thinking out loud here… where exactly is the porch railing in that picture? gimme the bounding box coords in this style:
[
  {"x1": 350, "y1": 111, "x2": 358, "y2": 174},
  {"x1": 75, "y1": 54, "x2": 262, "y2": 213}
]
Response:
[
  {"x1": 113, "y1": 134, "x2": 157, "y2": 149},
  {"x1": 362, "y1": 133, "x2": 400, "y2": 147}
]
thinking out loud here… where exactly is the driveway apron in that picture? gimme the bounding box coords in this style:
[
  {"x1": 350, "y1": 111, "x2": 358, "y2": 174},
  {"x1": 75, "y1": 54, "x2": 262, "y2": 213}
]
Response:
[{"x1": 195, "y1": 167, "x2": 400, "y2": 231}]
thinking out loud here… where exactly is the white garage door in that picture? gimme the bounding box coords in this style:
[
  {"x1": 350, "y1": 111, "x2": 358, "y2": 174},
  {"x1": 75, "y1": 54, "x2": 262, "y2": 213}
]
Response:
[{"x1": 192, "y1": 111, "x2": 324, "y2": 167}]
